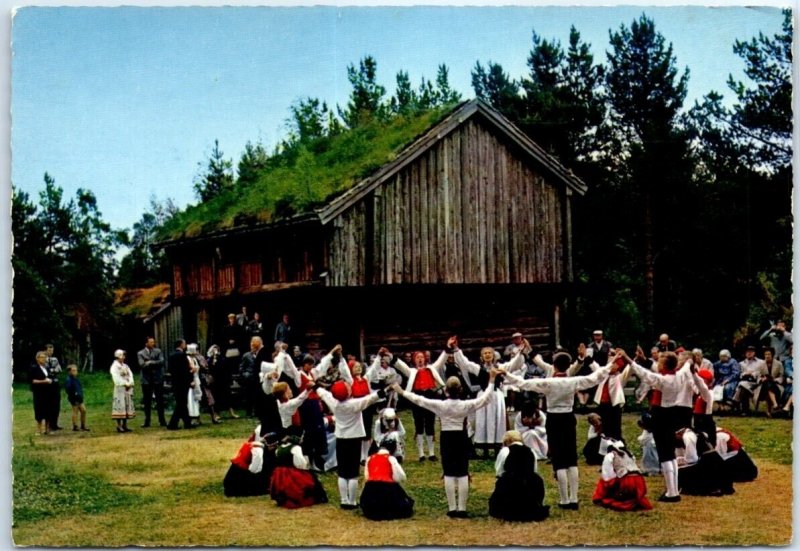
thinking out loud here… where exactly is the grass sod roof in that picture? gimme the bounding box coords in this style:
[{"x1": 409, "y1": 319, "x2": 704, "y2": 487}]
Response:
[
  {"x1": 156, "y1": 104, "x2": 460, "y2": 243},
  {"x1": 113, "y1": 283, "x2": 171, "y2": 319}
]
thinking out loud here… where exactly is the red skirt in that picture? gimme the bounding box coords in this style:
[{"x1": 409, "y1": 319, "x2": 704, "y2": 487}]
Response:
[
  {"x1": 592, "y1": 474, "x2": 653, "y2": 511},
  {"x1": 269, "y1": 466, "x2": 328, "y2": 509}
]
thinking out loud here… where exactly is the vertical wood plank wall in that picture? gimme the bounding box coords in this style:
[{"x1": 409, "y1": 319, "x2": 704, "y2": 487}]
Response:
[{"x1": 329, "y1": 119, "x2": 565, "y2": 287}]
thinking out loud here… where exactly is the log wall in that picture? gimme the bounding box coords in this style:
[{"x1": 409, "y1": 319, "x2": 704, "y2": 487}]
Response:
[{"x1": 328, "y1": 119, "x2": 566, "y2": 287}]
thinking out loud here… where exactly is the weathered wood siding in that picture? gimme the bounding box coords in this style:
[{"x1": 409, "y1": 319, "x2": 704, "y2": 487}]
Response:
[
  {"x1": 150, "y1": 305, "x2": 183, "y2": 354},
  {"x1": 328, "y1": 119, "x2": 566, "y2": 287}
]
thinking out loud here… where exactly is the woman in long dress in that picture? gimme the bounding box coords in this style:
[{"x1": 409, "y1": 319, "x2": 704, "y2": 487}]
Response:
[
  {"x1": 110, "y1": 349, "x2": 135, "y2": 433},
  {"x1": 186, "y1": 343, "x2": 203, "y2": 424},
  {"x1": 489, "y1": 430, "x2": 549, "y2": 521},
  {"x1": 450, "y1": 336, "x2": 525, "y2": 458}
]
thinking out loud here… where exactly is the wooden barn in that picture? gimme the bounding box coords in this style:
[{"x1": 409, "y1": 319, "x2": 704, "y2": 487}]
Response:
[{"x1": 155, "y1": 99, "x2": 587, "y2": 358}]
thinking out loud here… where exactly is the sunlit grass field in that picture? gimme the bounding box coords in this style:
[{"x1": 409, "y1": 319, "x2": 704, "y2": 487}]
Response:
[{"x1": 12, "y1": 372, "x2": 793, "y2": 546}]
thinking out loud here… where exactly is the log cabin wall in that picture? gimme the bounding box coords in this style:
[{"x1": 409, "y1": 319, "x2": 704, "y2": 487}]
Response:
[{"x1": 327, "y1": 118, "x2": 565, "y2": 287}]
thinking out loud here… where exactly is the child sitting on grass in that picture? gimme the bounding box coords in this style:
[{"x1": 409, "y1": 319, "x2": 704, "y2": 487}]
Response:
[{"x1": 64, "y1": 365, "x2": 89, "y2": 432}]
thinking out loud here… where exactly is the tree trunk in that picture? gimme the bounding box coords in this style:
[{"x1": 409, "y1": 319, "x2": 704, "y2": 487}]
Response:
[{"x1": 83, "y1": 332, "x2": 94, "y2": 373}]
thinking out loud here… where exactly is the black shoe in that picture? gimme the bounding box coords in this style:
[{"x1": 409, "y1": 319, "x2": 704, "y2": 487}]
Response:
[
  {"x1": 72, "y1": 426, "x2": 79, "y2": 432},
  {"x1": 185, "y1": 425, "x2": 196, "y2": 429},
  {"x1": 658, "y1": 494, "x2": 681, "y2": 503},
  {"x1": 116, "y1": 426, "x2": 125, "y2": 433},
  {"x1": 80, "y1": 427, "x2": 90, "y2": 432},
  {"x1": 557, "y1": 503, "x2": 572, "y2": 510},
  {"x1": 455, "y1": 511, "x2": 468, "y2": 518},
  {"x1": 159, "y1": 421, "x2": 168, "y2": 427},
  {"x1": 212, "y1": 419, "x2": 222, "y2": 425},
  {"x1": 428, "y1": 455, "x2": 438, "y2": 462},
  {"x1": 568, "y1": 502, "x2": 579, "y2": 510},
  {"x1": 418, "y1": 456, "x2": 426, "y2": 462},
  {"x1": 123, "y1": 427, "x2": 133, "y2": 433},
  {"x1": 340, "y1": 503, "x2": 357, "y2": 510},
  {"x1": 52, "y1": 426, "x2": 63, "y2": 431},
  {"x1": 166, "y1": 426, "x2": 180, "y2": 431},
  {"x1": 141, "y1": 423, "x2": 151, "y2": 428},
  {"x1": 446, "y1": 510, "x2": 458, "y2": 518}
]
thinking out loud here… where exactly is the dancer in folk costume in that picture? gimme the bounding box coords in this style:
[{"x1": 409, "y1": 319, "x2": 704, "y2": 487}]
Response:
[
  {"x1": 110, "y1": 350, "x2": 135, "y2": 433},
  {"x1": 591, "y1": 354, "x2": 632, "y2": 443},
  {"x1": 500, "y1": 352, "x2": 612, "y2": 510},
  {"x1": 186, "y1": 344, "x2": 203, "y2": 423},
  {"x1": 582, "y1": 413, "x2": 606, "y2": 466},
  {"x1": 692, "y1": 368, "x2": 717, "y2": 447},
  {"x1": 359, "y1": 438, "x2": 415, "y2": 520},
  {"x1": 514, "y1": 401, "x2": 548, "y2": 461},
  {"x1": 350, "y1": 362, "x2": 376, "y2": 462},
  {"x1": 295, "y1": 355, "x2": 329, "y2": 471},
  {"x1": 269, "y1": 435, "x2": 328, "y2": 509},
  {"x1": 675, "y1": 427, "x2": 735, "y2": 496},
  {"x1": 317, "y1": 380, "x2": 385, "y2": 509},
  {"x1": 365, "y1": 352, "x2": 401, "y2": 409},
  {"x1": 624, "y1": 350, "x2": 695, "y2": 503},
  {"x1": 391, "y1": 369, "x2": 499, "y2": 518},
  {"x1": 313, "y1": 344, "x2": 353, "y2": 388},
  {"x1": 370, "y1": 407, "x2": 406, "y2": 461},
  {"x1": 450, "y1": 336, "x2": 526, "y2": 457},
  {"x1": 223, "y1": 425, "x2": 277, "y2": 497},
  {"x1": 489, "y1": 430, "x2": 550, "y2": 522},
  {"x1": 715, "y1": 427, "x2": 758, "y2": 482},
  {"x1": 636, "y1": 412, "x2": 661, "y2": 476},
  {"x1": 384, "y1": 346, "x2": 446, "y2": 462},
  {"x1": 592, "y1": 440, "x2": 653, "y2": 511}
]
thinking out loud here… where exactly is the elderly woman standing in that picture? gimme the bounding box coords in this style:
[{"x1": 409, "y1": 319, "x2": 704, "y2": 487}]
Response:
[
  {"x1": 450, "y1": 336, "x2": 526, "y2": 458},
  {"x1": 30, "y1": 351, "x2": 54, "y2": 435},
  {"x1": 186, "y1": 344, "x2": 204, "y2": 425},
  {"x1": 110, "y1": 350, "x2": 135, "y2": 433}
]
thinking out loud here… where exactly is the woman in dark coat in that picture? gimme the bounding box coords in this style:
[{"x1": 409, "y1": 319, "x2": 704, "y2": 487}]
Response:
[
  {"x1": 30, "y1": 351, "x2": 54, "y2": 435},
  {"x1": 489, "y1": 430, "x2": 549, "y2": 522}
]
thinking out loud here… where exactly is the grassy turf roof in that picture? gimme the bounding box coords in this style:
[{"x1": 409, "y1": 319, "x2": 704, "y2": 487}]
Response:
[
  {"x1": 113, "y1": 284, "x2": 171, "y2": 319},
  {"x1": 157, "y1": 104, "x2": 459, "y2": 243}
]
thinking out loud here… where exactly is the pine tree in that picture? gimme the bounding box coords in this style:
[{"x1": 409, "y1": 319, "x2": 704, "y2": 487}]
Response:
[
  {"x1": 193, "y1": 139, "x2": 235, "y2": 202},
  {"x1": 237, "y1": 141, "x2": 270, "y2": 187},
  {"x1": 471, "y1": 60, "x2": 522, "y2": 121},
  {"x1": 338, "y1": 56, "x2": 388, "y2": 128}
]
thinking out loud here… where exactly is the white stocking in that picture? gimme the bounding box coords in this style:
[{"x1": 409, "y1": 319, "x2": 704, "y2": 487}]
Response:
[
  {"x1": 417, "y1": 434, "x2": 425, "y2": 457},
  {"x1": 661, "y1": 461, "x2": 677, "y2": 497},
  {"x1": 457, "y1": 476, "x2": 469, "y2": 511},
  {"x1": 337, "y1": 477, "x2": 348, "y2": 504},
  {"x1": 555, "y1": 469, "x2": 569, "y2": 504},
  {"x1": 671, "y1": 459, "x2": 680, "y2": 495},
  {"x1": 426, "y1": 435, "x2": 435, "y2": 457},
  {"x1": 567, "y1": 466, "x2": 579, "y2": 503},
  {"x1": 443, "y1": 476, "x2": 457, "y2": 511},
  {"x1": 347, "y1": 478, "x2": 359, "y2": 505}
]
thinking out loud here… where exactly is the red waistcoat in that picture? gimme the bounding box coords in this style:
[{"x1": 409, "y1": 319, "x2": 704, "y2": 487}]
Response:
[{"x1": 367, "y1": 453, "x2": 394, "y2": 482}]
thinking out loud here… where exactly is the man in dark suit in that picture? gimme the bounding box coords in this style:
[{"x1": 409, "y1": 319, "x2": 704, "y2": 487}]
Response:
[
  {"x1": 138, "y1": 336, "x2": 167, "y2": 427},
  {"x1": 167, "y1": 339, "x2": 194, "y2": 430},
  {"x1": 588, "y1": 330, "x2": 613, "y2": 366}
]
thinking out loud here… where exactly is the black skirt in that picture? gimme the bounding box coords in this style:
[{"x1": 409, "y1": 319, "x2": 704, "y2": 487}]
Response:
[
  {"x1": 360, "y1": 481, "x2": 415, "y2": 520},
  {"x1": 678, "y1": 452, "x2": 735, "y2": 496},
  {"x1": 441, "y1": 430, "x2": 470, "y2": 477},
  {"x1": 651, "y1": 406, "x2": 675, "y2": 463},
  {"x1": 546, "y1": 412, "x2": 577, "y2": 471},
  {"x1": 336, "y1": 437, "x2": 362, "y2": 479},
  {"x1": 582, "y1": 435, "x2": 603, "y2": 465},
  {"x1": 223, "y1": 464, "x2": 271, "y2": 497},
  {"x1": 489, "y1": 472, "x2": 550, "y2": 522},
  {"x1": 725, "y1": 450, "x2": 758, "y2": 482}
]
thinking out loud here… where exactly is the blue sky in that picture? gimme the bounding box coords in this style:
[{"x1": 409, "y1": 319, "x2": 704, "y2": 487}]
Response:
[{"x1": 10, "y1": 5, "x2": 786, "y2": 234}]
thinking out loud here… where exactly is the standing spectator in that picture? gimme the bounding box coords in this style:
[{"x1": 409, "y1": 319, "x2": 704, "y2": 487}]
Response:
[
  {"x1": 247, "y1": 312, "x2": 263, "y2": 339},
  {"x1": 110, "y1": 350, "x2": 135, "y2": 433},
  {"x1": 239, "y1": 337, "x2": 263, "y2": 418},
  {"x1": 219, "y1": 314, "x2": 244, "y2": 419},
  {"x1": 713, "y1": 349, "x2": 740, "y2": 405},
  {"x1": 204, "y1": 345, "x2": 222, "y2": 423},
  {"x1": 186, "y1": 344, "x2": 203, "y2": 424},
  {"x1": 235, "y1": 306, "x2": 249, "y2": 328},
  {"x1": 29, "y1": 351, "x2": 53, "y2": 435},
  {"x1": 588, "y1": 330, "x2": 613, "y2": 366},
  {"x1": 656, "y1": 334, "x2": 677, "y2": 352},
  {"x1": 503, "y1": 332, "x2": 532, "y2": 360},
  {"x1": 732, "y1": 346, "x2": 768, "y2": 415},
  {"x1": 44, "y1": 343, "x2": 63, "y2": 431},
  {"x1": 167, "y1": 339, "x2": 194, "y2": 430},
  {"x1": 760, "y1": 320, "x2": 793, "y2": 362},
  {"x1": 137, "y1": 337, "x2": 167, "y2": 428},
  {"x1": 64, "y1": 365, "x2": 89, "y2": 431},
  {"x1": 572, "y1": 343, "x2": 598, "y2": 411},
  {"x1": 274, "y1": 313, "x2": 292, "y2": 347},
  {"x1": 781, "y1": 345, "x2": 793, "y2": 413}
]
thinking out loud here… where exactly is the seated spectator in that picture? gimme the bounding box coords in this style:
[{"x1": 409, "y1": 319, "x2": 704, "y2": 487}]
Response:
[
  {"x1": 732, "y1": 346, "x2": 768, "y2": 415},
  {"x1": 489, "y1": 430, "x2": 549, "y2": 522},
  {"x1": 781, "y1": 345, "x2": 793, "y2": 413},
  {"x1": 359, "y1": 438, "x2": 415, "y2": 520},
  {"x1": 759, "y1": 347, "x2": 783, "y2": 416},
  {"x1": 656, "y1": 333, "x2": 677, "y2": 352},
  {"x1": 592, "y1": 440, "x2": 653, "y2": 511},
  {"x1": 269, "y1": 436, "x2": 328, "y2": 509},
  {"x1": 713, "y1": 349, "x2": 740, "y2": 406}
]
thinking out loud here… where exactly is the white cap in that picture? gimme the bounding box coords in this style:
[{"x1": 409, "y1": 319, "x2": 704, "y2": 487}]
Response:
[
  {"x1": 114, "y1": 349, "x2": 125, "y2": 359},
  {"x1": 383, "y1": 408, "x2": 396, "y2": 420}
]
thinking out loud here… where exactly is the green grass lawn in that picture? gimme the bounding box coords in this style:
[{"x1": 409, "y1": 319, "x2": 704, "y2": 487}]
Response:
[{"x1": 11, "y1": 372, "x2": 793, "y2": 546}]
